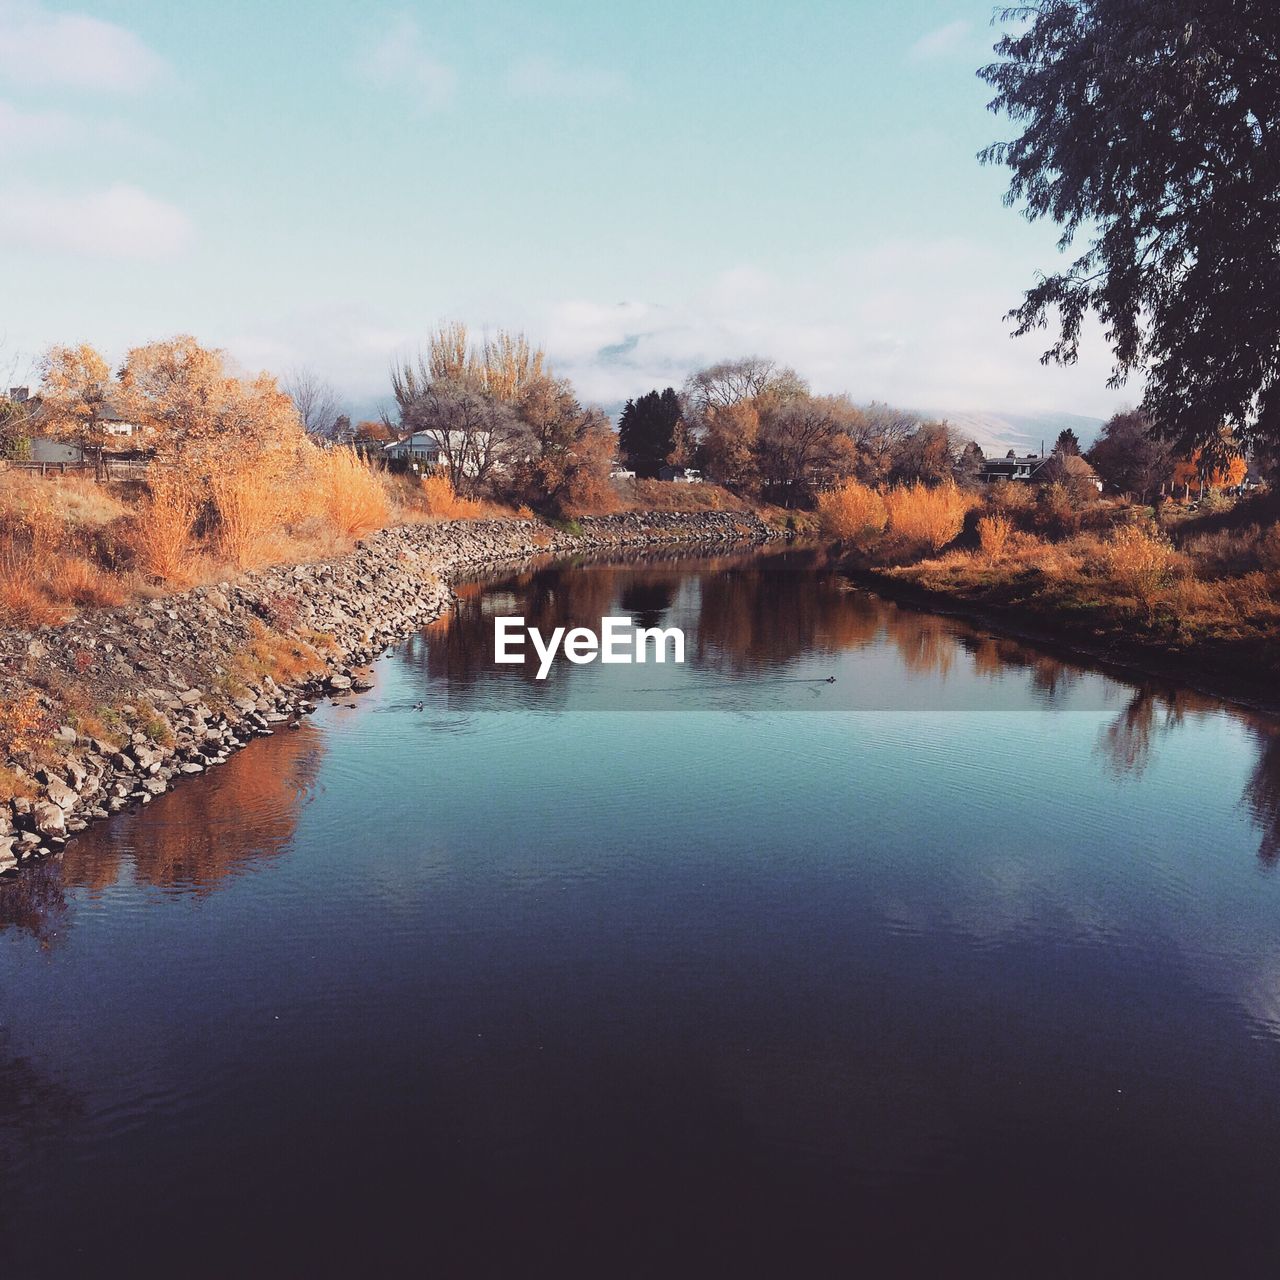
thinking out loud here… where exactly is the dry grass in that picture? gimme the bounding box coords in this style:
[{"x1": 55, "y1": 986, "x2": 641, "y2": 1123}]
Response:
[
  {"x1": 314, "y1": 447, "x2": 390, "y2": 539},
  {"x1": 128, "y1": 469, "x2": 201, "y2": 583},
  {"x1": 418, "y1": 473, "x2": 486, "y2": 520},
  {"x1": 818, "y1": 480, "x2": 888, "y2": 541},
  {"x1": 208, "y1": 465, "x2": 288, "y2": 569},
  {"x1": 234, "y1": 620, "x2": 329, "y2": 686},
  {"x1": 49, "y1": 555, "x2": 128, "y2": 607}
]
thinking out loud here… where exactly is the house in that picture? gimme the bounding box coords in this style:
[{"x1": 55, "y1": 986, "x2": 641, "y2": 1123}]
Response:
[
  {"x1": 979, "y1": 451, "x2": 1051, "y2": 483},
  {"x1": 29, "y1": 437, "x2": 83, "y2": 464},
  {"x1": 100, "y1": 404, "x2": 140, "y2": 438},
  {"x1": 384, "y1": 429, "x2": 495, "y2": 477},
  {"x1": 385, "y1": 431, "x2": 448, "y2": 469},
  {"x1": 658, "y1": 465, "x2": 703, "y2": 483}
]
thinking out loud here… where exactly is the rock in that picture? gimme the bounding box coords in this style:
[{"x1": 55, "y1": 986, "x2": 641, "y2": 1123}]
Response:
[
  {"x1": 0, "y1": 840, "x2": 17, "y2": 874},
  {"x1": 327, "y1": 674, "x2": 353, "y2": 691},
  {"x1": 179, "y1": 763, "x2": 205, "y2": 775},
  {"x1": 44, "y1": 778, "x2": 78, "y2": 811},
  {"x1": 54, "y1": 724, "x2": 78, "y2": 744},
  {"x1": 179, "y1": 688, "x2": 205, "y2": 705},
  {"x1": 64, "y1": 758, "x2": 88, "y2": 791},
  {"x1": 32, "y1": 801, "x2": 67, "y2": 837}
]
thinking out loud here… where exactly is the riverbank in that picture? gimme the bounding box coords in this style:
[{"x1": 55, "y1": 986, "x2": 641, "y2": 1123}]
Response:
[
  {"x1": 847, "y1": 560, "x2": 1280, "y2": 720},
  {"x1": 0, "y1": 510, "x2": 782, "y2": 873}
]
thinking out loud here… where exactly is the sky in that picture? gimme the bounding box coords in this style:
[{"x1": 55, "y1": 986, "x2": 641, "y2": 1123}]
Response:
[{"x1": 0, "y1": 0, "x2": 1136, "y2": 422}]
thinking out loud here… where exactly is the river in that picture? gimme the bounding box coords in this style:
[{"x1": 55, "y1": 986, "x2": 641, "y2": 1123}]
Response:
[{"x1": 2, "y1": 546, "x2": 1279, "y2": 1276}]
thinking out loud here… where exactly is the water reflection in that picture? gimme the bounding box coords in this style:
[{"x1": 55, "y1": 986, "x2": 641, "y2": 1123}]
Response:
[
  {"x1": 1245, "y1": 728, "x2": 1280, "y2": 866},
  {"x1": 0, "y1": 722, "x2": 323, "y2": 940}
]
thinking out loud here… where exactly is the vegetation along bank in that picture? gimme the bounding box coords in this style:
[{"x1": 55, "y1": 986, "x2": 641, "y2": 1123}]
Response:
[{"x1": 0, "y1": 510, "x2": 781, "y2": 875}]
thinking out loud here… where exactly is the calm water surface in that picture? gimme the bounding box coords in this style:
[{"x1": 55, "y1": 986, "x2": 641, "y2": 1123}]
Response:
[{"x1": 3, "y1": 547, "x2": 1280, "y2": 1277}]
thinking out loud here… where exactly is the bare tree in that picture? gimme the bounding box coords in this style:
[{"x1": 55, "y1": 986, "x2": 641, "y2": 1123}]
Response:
[
  {"x1": 682, "y1": 357, "x2": 807, "y2": 420},
  {"x1": 285, "y1": 366, "x2": 342, "y2": 440},
  {"x1": 849, "y1": 403, "x2": 921, "y2": 483},
  {"x1": 394, "y1": 375, "x2": 528, "y2": 494},
  {"x1": 755, "y1": 393, "x2": 859, "y2": 506}
]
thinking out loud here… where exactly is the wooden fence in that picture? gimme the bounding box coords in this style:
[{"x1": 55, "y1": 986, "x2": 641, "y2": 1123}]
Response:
[{"x1": 0, "y1": 458, "x2": 152, "y2": 480}]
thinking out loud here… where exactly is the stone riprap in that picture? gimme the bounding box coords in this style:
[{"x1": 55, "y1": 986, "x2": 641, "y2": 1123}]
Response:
[{"x1": 0, "y1": 511, "x2": 781, "y2": 875}]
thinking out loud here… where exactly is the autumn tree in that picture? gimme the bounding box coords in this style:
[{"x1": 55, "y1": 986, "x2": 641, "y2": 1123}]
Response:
[
  {"x1": 755, "y1": 394, "x2": 859, "y2": 506},
  {"x1": 848, "y1": 403, "x2": 920, "y2": 484},
  {"x1": 618, "y1": 388, "x2": 683, "y2": 477},
  {"x1": 118, "y1": 336, "x2": 304, "y2": 464},
  {"x1": 981, "y1": 0, "x2": 1280, "y2": 465},
  {"x1": 514, "y1": 376, "x2": 614, "y2": 513},
  {"x1": 1171, "y1": 429, "x2": 1249, "y2": 496},
  {"x1": 889, "y1": 420, "x2": 961, "y2": 486},
  {"x1": 701, "y1": 399, "x2": 761, "y2": 493},
  {"x1": 38, "y1": 344, "x2": 114, "y2": 478},
  {"x1": 393, "y1": 376, "x2": 526, "y2": 495},
  {"x1": 1086, "y1": 409, "x2": 1175, "y2": 499},
  {"x1": 683, "y1": 357, "x2": 808, "y2": 423}
]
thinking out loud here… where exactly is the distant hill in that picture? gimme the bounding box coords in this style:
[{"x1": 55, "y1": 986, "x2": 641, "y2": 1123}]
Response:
[{"x1": 929, "y1": 409, "x2": 1106, "y2": 456}]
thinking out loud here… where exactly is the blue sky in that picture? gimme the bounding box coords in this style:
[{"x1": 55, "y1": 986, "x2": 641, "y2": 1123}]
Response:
[{"x1": 0, "y1": 0, "x2": 1133, "y2": 420}]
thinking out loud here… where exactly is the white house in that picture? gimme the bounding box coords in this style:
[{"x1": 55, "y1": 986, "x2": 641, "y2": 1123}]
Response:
[
  {"x1": 384, "y1": 431, "x2": 447, "y2": 469},
  {"x1": 384, "y1": 430, "x2": 493, "y2": 477}
]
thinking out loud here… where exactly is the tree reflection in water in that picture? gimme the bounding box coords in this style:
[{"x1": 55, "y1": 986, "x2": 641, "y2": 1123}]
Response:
[
  {"x1": 0, "y1": 721, "x2": 323, "y2": 941},
  {"x1": 1096, "y1": 685, "x2": 1280, "y2": 866},
  {"x1": 1244, "y1": 728, "x2": 1280, "y2": 867}
]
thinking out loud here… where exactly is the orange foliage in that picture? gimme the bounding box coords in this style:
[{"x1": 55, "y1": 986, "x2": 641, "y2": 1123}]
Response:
[
  {"x1": 118, "y1": 336, "x2": 305, "y2": 463},
  {"x1": 977, "y1": 512, "x2": 1014, "y2": 560},
  {"x1": 207, "y1": 464, "x2": 288, "y2": 569},
  {"x1": 38, "y1": 344, "x2": 113, "y2": 456},
  {"x1": 817, "y1": 479, "x2": 888, "y2": 540},
  {"x1": 1103, "y1": 523, "x2": 1176, "y2": 607},
  {"x1": 0, "y1": 690, "x2": 53, "y2": 760},
  {"x1": 419, "y1": 472, "x2": 484, "y2": 519},
  {"x1": 128, "y1": 469, "x2": 201, "y2": 582},
  {"x1": 314, "y1": 447, "x2": 390, "y2": 539},
  {"x1": 885, "y1": 482, "x2": 975, "y2": 551},
  {"x1": 1172, "y1": 450, "x2": 1248, "y2": 491}
]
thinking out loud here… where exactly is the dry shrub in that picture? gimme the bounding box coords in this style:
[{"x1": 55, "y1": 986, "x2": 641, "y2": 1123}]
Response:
[
  {"x1": 1035, "y1": 481, "x2": 1081, "y2": 536},
  {"x1": 987, "y1": 481, "x2": 1035, "y2": 515},
  {"x1": 818, "y1": 480, "x2": 887, "y2": 541},
  {"x1": 208, "y1": 464, "x2": 288, "y2": 569},
  {"x1": 885, "y1": 482, "x2": 975, "y2": 551},
  {"x1": 49, "y1": 556, "x2": 127, "y2": 607},
  {"x1": 129, "y1": 469, "x2": 201, "y2": 583},
  {"x1": 420, "y1": 472, "x2": 484, "y2": 520},
  {"x1": 0, "y1": 545, "x2": 67, "y2": 627},
  {"x1": 977, "y1": 512, "x2": 1013, "y2": 560},
  {"x1": 0, "y1": 690, "x2": 53, "y2": 759},
  {"x1": 313, "y1": 447, "x2": 389, "y2": 540},
  {"x1": 1104, "y1": 523, "x2": 1176, "y2": 609}
]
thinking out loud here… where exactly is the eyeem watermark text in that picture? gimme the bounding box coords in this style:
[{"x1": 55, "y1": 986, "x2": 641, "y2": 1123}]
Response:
[{"x1": 495, "y1": 617, "x2": 685, "y2": 679}]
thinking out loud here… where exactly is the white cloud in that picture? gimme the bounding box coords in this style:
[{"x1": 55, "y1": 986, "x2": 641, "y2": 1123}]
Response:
[
  {"x1": 506, "y1": 55, "x2": 628, "y2": 101},
  {"x1": 908, "y1": 19, "x2": 972, "y2": 63},
  {"x1": 0, "y1": 1, "x2": 168, "y2": 92},
  {"x1": 0, "y1": 99, "x2": 142, "y2": 154},
  {"x1": 0, "y1": 100, "x2": 76, "y2": 149},
  {"x1": 528, "y1": 241, "x2": 1131, "y2": 419},
  {"x1": 0, "y1": 182, "x2": 192, "y2": 259},
  {"x1": 355, "y1": 14, "x2": 457, "y2": 109}
]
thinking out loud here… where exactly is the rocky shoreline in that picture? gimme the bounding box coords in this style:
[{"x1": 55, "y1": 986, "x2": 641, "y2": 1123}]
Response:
[{"x1": 0, "y1": 510, "x2": 782, "y2": 875}]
